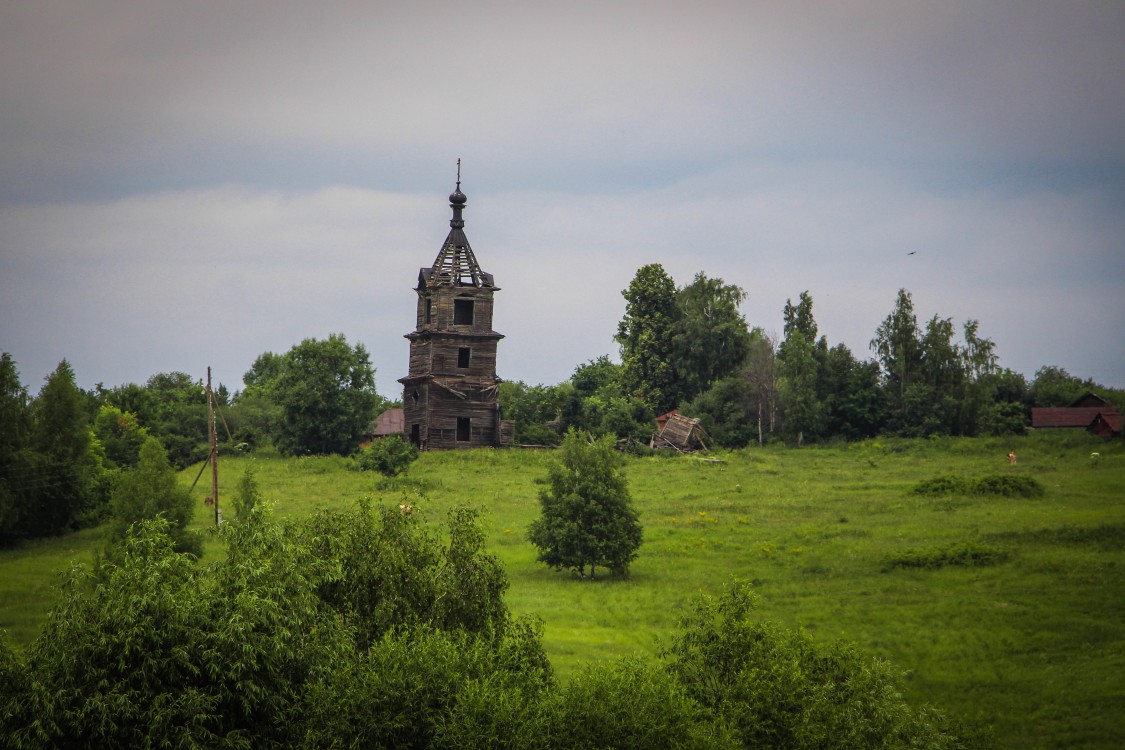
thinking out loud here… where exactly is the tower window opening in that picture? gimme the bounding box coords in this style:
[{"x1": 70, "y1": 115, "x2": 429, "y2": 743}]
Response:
[
  {"x1": 456, "y1": 417, "x2": 471, "y2": 442},
  {"x1": 454, "y1": 299, "x2": 474, "y2": 325},
  {"x1": 457, "y1": 347, "x2": 471, "y2": 368},
  {"x1": 424, "y1": 297, "x2": 432, "y2": 324}
]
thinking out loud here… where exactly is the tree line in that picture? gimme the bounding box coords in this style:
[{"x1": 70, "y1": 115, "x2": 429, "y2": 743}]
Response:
[
  {"x1": 1, "y1": 265, "x2": 1117, "y2": 541},
  {"x1": 500, "y1": 264, "x2": 1124, "y2": 447},
  {"x1": 0, "y1": 334, "x2": 384, "y2": 547}
]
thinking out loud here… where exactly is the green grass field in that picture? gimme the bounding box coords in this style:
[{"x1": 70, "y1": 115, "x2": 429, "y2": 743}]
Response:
[{"x1": 2, "y1": 432, "x2": 1123, "y2": 749}]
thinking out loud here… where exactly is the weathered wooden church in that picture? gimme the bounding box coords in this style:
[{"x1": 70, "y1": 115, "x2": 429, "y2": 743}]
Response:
[{"x1": 398, "y1": 173, "x2": 513, "y2": 449}]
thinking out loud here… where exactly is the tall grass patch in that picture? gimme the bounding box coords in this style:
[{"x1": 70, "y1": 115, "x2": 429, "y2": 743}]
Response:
[{"x1": 882, "y1": 540, "x2": 1009, "y2": 571}]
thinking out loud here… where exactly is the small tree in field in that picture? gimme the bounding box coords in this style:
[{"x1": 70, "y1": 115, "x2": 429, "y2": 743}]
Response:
[
  {"x1": 528, "y1": 429, "x2": 642, "y2": 579},
  {"x1": 108, "y1": 437, "x2": 201, "y2": 557}
]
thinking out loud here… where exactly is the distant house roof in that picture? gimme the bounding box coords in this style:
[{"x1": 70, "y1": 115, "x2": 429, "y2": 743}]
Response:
[
  {"x1": 1031, "y1": 392, "x2": 1122, "y2": 437},
  {"x1": 1070, "y1": 392, "x2": 1110, "y2": 409},
  {"x1": 371, "y1": 407, "x2": 405, "y2": 437},
  {"x1": 1089, "y1": 412, "x2": 1121, "y2": 438}
]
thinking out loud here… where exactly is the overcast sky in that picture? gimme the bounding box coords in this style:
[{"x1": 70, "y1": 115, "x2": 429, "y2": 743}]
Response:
[{"x1": 2, "y1": 1, "x2": 1123, "y2": 400}]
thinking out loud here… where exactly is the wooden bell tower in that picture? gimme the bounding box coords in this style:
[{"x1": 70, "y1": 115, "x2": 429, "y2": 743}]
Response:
[{"x1": 399, "y1": 166, "x2": 510, "y2": 449}]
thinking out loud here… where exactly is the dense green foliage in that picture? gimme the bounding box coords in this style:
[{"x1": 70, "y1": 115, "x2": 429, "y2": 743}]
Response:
[
  {"x1": 778, "y1": 292, "x2": 824, "y2": 444},
  {"x1": 498, "y1": 262, "x2": 1124, "y2": 449},
  {"x1": 500, "y1": 359, "x2": 654, "y2": 446},
  {"x1": 0, "y1": 358, "x2": 108, "y2": 545},
  {"x1": 0, "y1": 502, "x2": 531, "y2": 748},
  {"x1": 671, "y1": 273, "x2": 753, "y2": 404},
  {"x1": 299, "y1": 500, "x2": 509, "y2": 648},
  {"x1": 0, "y1": 504, "x2": 973, "y2": 748},
  {"x1": 356, "y1": 434, "x2": 420, "y2": 476},
  {"x1": 231, "y1": 467, "x2": 262, "y2": 522},
  {"x1": 503, "y1": 271, "x2": 1117, "y2": 449},
  {"x1": 92, "y1": 405, "x2": 149, "y2": 470},
  {"x1": 99, "y1": 371, "x2": 214, "y2": 468},
  {"x1": 616, "y1": 263, "x2": 681, "y2": 414},
  {"x1": 528, "y1": 430, "x2": 643, "y2": 579},
  {"x1": 106, "y1": 437, "x2": 201, "y2": 557},
  {"x1": 266, "y1": 334, "x2": 385, "y2": 456},
  {"x1": 664, "y1": 582, "x2": 979, "y2": 749}
]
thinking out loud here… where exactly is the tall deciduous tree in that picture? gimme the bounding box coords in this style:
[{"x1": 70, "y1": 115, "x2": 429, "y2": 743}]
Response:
[
  {"x1": 834, "y1": 358, "x2": 886, "y2": 440},
  {"x1": 670, "y1": 272, "x2": 753, "y2": 403},
  {"x1": 783, "y1": 290, "x2": 818, "y2": 343},
  {"x1": 870, "y1": 289, "x2": 923, "y2": 432},
  {"x1": 570, "y1": 356, "x2": 623, "y2": 399},
  {"x1": 271, "y1": 334, "x2": 383, "y2": 455},
  {"x1": 528, "y1": 430, "x2": 642, "y2": 579},
  {"x1": 616, "y1": 264, "x2": 680, "y2": 414},
  {"x1": 1030, "y1": 365, "x2": 1089, "y2": 407},
  {"x1": 957, "y1": 319, "x2": 999, "y2": 435},
  {"x1": 914, "y1": 314, "x2": 964, "y2": 435},
  {"x1": 744, "y1": 328, "x2": 780, "y2": 443},
  {"x1": 779, "y1": 292, "x2": 825, "y2": 444},
  {"x1": 961, "y1": 319, "x2": 997, "y2": 383},
  {"x1": 779, "y1": 332, "x2": 823, "y2": 445}
]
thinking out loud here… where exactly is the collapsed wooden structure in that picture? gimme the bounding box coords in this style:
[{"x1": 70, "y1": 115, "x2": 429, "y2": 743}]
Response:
[
  {"x1": 651, "y1": 412, "x2": 712, "y2": 452},
  {"x1": 398, "y1": 174, "x2": 514, "y2": 449}
]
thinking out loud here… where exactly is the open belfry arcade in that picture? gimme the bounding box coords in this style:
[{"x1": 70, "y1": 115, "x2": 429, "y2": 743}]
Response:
[{"x1": 398, "y1": 166, "x2": 514, "y2": 449}]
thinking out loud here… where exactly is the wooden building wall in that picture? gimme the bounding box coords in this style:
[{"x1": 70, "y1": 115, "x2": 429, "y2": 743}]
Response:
[{"x1": 402, "y1": 283, "x2": 504, "y2": 450}]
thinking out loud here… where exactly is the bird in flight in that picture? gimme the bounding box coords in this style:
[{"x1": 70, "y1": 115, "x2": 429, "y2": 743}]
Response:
[{"x1": 907, "y1": 251, "x2": 917, "y2": 255}]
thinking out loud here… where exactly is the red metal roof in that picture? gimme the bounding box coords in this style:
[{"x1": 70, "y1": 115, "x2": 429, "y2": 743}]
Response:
[{"x1": 1031, "y1": 406, "x2": 1122, "y2": 433}]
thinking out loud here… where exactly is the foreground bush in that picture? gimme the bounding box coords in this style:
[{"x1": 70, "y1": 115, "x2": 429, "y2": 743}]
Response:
[
  {"x1": 663, "y1": 582, "x2": 982, "y2": 750},
  {"x1": 0, "y1": 511, "x2": 979, "y2": 748},
  {"x1": 356, "y1": 434, "x2": 419, "y2": 476}
]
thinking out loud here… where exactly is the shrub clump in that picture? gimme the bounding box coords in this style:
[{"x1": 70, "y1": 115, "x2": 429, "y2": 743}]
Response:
[
  {"x1": 972, "y1": 474, "x2": 1045, "y2": 497},
  {"x1": 355, "y1": 434, "x2": 419, "y2": 476},
  {"x1": 910, "y1": 474, "x2": 1044, "y2": 498},
  {"x1": 883, "y1": 541, "x2": 1008, "y2": 571}
]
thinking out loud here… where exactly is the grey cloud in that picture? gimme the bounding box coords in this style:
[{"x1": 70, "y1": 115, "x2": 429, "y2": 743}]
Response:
[{"x1": 1, "y1": 1, "x2": 1123, "y2": 392}]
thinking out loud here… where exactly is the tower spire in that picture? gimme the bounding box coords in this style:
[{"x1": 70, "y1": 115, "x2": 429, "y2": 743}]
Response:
[{"x1": 427, "y1": 159, "x2": 491, "y2": 287}]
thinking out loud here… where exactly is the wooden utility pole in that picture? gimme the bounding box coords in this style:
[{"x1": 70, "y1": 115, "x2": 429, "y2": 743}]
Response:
[{"x1": 207, "y1": 366, "x2": 219, "y2": 525}]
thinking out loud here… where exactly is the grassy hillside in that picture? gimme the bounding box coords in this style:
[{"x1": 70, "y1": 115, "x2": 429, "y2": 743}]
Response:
[{"x1": 2, "y1": 432, "x2": 1123, "y2": 749}]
